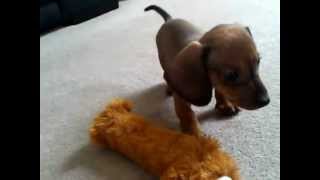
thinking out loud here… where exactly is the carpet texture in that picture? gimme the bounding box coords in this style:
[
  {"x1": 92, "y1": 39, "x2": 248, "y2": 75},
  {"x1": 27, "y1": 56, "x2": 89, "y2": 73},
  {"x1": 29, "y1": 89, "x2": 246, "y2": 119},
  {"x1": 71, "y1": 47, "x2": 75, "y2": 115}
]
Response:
[{"x1": 40, "y1": 0, "x2": 279, "y2": 179}]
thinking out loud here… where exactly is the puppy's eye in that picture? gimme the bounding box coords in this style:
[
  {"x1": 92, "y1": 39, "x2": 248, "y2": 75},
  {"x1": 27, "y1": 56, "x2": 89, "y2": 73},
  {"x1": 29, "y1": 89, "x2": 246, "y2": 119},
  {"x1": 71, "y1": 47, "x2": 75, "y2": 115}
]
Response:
[{"x1": 224, "y1": 71, "x2": 239, "y2": 83}]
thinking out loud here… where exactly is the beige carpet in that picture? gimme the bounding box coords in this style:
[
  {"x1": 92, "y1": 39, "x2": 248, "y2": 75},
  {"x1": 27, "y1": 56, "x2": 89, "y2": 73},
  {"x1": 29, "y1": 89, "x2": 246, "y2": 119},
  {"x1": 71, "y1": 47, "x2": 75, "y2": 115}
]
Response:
[{"x1": 40, "y1": 0, "x2": 280, "y2": 179}]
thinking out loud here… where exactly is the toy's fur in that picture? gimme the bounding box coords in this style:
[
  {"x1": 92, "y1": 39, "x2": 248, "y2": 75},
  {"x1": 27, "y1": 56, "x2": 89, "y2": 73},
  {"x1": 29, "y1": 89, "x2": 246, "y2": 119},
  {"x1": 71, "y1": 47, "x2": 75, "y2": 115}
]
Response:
[{"x1": 90, "y1": 99, "x2": 240, "y2": 180}]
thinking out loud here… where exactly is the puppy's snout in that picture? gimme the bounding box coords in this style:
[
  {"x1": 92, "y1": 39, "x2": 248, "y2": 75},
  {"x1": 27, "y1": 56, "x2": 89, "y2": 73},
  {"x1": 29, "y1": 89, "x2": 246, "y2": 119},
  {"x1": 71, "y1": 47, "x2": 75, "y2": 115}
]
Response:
[
  {"x1": 256, "y1": 94, "x2": 270, "y2": 107},
  {"x1": 253, "y1": 77, "x2": 270, "y2": 108}
]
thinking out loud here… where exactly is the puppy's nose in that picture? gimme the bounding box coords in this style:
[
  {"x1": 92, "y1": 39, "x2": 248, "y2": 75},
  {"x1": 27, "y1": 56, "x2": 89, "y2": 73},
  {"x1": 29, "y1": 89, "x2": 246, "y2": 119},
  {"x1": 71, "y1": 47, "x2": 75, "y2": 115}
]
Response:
[{"x1": 256, "y1": 95, "x2": 270, "y2": 107}]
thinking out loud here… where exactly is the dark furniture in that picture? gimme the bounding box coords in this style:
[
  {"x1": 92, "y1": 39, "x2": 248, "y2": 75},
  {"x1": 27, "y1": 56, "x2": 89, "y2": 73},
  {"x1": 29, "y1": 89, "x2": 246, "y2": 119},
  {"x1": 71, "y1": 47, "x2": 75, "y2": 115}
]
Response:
[{"x1": 40, "y1": 0, "x2": 119, "y2": 34}]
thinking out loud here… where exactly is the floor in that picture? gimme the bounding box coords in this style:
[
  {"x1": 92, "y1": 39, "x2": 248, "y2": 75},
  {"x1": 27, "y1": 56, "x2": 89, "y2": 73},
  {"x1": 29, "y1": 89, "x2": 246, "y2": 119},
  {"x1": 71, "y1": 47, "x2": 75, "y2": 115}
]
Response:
[{"x1": 40, "y1": 0, "x2": 280, "y2": 179}]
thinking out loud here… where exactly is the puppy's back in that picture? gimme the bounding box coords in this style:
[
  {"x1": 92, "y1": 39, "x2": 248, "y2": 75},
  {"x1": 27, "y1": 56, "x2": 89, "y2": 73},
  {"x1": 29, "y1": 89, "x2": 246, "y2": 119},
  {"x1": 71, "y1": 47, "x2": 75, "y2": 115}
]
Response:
[{"x1": 156, "y1": 19, "x2": 202, "y2": 70}]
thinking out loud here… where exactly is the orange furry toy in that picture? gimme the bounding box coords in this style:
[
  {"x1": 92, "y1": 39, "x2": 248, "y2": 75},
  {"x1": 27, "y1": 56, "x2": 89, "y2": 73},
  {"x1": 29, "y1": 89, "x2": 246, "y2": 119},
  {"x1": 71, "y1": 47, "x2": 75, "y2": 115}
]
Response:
[{"x1": 89, "y1": 99, "x2": 240, "y2": 180}]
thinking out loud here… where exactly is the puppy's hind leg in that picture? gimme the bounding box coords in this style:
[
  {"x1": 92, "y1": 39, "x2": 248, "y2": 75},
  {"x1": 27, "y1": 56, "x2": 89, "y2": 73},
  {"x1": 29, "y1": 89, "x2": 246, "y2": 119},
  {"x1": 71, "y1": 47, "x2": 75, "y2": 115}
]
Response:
[
  {"x1": 165, "y1": 85, "x2": 173, "y2": 96},
  {"x1": 163, "y1": 73, "x2": 173, "y2": 96}
]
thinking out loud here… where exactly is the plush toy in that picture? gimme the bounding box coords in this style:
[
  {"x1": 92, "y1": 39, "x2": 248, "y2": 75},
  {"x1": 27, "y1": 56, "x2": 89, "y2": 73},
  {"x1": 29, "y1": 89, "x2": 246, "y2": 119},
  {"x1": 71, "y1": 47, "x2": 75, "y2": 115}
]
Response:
[{"x1": 89, "y1": 99, "x2": 240, "y2": 180}]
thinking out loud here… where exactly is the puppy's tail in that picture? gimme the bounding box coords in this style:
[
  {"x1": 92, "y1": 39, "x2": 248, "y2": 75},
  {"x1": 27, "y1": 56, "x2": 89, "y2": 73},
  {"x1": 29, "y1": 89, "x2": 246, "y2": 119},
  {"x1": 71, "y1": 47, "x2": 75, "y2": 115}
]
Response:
[{"x1": 144, "y1": 5, "x2": 172, "y2": 22}]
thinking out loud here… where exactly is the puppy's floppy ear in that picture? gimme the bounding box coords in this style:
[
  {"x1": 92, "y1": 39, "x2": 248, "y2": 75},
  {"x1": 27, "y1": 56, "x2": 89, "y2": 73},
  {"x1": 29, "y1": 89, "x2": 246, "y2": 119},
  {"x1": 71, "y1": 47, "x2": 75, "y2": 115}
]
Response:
[
  {"x1": 165, "y1": 41, "x2": 212, "y2": 106},
  {"x1": 245, "y1": 26, "x2": 253, "y2": 37}
]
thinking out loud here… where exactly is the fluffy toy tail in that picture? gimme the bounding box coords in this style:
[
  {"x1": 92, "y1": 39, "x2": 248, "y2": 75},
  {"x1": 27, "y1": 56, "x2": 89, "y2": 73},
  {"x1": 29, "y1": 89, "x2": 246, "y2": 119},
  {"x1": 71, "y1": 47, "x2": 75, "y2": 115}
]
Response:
[
  {"x1": 90, "y1": 99, "x2": 133, "y2": 146},
  {"x1": 104, "y1": 98, "x2": 133, "y2": 113}
]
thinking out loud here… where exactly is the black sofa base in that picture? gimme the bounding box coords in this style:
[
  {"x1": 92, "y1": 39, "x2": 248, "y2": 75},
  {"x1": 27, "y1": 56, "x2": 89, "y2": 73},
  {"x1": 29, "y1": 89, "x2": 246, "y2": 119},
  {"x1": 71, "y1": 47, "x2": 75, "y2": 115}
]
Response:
[
  {"x1": 40, "y1": 2, "x2": 62, "y2": 33},
  {"x1": 40, "y1": 0, "x2": 119, "y2": 34},
  {"x1": 60, "y1": 0, "x2": 119, "y2": 25}
]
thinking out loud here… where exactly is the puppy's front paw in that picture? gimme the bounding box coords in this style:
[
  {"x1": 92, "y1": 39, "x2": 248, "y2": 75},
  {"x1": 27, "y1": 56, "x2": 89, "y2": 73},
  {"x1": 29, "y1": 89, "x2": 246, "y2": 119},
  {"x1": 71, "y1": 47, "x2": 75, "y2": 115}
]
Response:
[
  {"x1": 180, "y1": 118, "x2": 203, "y2": 137},
  {"x1": 181, "y1": 125, "x2": 203, "y2": 138},
  {"x1": 214, "y1": 102, "x2": 240, "y2": 116}
]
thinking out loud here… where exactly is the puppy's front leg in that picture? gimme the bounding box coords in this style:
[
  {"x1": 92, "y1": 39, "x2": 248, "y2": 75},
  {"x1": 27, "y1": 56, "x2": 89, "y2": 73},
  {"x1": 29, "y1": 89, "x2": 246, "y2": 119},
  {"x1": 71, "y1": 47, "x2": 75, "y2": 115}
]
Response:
[{"x1": 173, "y1": 93, "x2": 202, "y2": 137}]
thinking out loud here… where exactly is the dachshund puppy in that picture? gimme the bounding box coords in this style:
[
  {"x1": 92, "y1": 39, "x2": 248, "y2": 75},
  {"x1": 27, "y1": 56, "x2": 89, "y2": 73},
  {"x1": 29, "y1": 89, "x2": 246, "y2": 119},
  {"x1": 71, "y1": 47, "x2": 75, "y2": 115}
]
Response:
[{"x1": 145, "y1": 5, "x2": 270, "y2": 136}]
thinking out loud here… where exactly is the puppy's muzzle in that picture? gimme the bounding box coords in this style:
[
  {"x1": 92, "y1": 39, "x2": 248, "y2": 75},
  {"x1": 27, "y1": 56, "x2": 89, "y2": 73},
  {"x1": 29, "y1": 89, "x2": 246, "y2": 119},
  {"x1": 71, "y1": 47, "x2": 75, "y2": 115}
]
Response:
[{"x1": 255, "y1": 94, "x2": 270, "y2": 108}]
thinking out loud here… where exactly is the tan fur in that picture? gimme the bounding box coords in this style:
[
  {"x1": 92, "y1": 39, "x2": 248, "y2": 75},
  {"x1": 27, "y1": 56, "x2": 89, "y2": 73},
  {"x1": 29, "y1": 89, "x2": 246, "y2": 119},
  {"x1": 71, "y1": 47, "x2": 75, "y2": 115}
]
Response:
[{"x1": 90, "y1": 99, "x2": 240, "y2": 180}]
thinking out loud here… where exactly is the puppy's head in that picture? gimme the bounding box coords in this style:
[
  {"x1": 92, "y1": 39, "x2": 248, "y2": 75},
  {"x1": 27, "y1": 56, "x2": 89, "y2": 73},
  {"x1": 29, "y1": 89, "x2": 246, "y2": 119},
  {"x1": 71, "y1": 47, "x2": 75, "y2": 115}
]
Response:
[
  {"x1": 202, "y1": 24, "x2": 269, "y2": 109},
  {"x1": 166, "y1": 24, "x2": 269, "y2": 109}
]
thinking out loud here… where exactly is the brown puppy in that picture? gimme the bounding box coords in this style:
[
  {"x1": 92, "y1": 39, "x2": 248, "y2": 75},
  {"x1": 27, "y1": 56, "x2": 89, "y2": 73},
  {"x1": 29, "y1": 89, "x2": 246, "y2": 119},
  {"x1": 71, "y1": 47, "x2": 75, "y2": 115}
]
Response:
[{"x1": 145, "y1": 5, "x2": 270, "y2": 136}]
